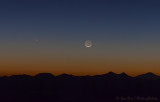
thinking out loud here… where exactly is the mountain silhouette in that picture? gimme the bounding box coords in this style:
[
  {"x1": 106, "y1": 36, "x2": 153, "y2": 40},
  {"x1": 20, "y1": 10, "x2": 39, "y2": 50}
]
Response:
[
  {"x1": 0, "y1": 72, "x2": 160, "y2": 102},
  {"x1": 135, "y1": 72, "x2": 160, "y2": 80}
]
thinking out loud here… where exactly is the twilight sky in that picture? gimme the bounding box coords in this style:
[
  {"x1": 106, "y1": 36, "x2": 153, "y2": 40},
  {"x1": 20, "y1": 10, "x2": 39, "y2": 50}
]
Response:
[{"x1": 1, "y1": 0, "x2": 160, "y2": 76}]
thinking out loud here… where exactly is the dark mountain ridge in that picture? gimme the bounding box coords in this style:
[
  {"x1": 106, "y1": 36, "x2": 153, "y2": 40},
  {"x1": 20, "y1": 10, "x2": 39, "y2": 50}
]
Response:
[
  {"x1": 1, "y1": 71, "x2": 159, "y2": 78},
  {"x1": 0, "y1": 72, "x2": 160, "y2": 102}
]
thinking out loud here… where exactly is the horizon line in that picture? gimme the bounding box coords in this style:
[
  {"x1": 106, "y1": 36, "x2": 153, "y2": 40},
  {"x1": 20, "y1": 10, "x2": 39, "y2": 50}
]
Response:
[{"x1": 0, "y1": 71, "x2": 159, "y2": 77}]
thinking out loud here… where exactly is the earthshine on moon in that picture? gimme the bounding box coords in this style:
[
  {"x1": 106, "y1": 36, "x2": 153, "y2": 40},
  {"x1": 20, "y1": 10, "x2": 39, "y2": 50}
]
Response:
[{"x1": 85, "y1": 40, "x2": 92, "y2": 47}]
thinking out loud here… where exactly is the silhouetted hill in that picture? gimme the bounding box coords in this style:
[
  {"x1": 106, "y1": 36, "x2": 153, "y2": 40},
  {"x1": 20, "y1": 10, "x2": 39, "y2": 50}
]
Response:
[
  {"x1": 0, "y1": 72, "x2": 160, "y2": 102},
  {"x1": 57, "y1": 73, "x2": 75, "y2": 78},
  {"x1": 135, "y1": 72, "x2": 160, "y2": 80}
]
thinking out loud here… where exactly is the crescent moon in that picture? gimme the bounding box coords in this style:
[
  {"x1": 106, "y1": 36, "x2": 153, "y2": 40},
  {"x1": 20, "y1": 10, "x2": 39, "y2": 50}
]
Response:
[{"x1": 85, "y1": 40, "x2": 92, "y2": 47}]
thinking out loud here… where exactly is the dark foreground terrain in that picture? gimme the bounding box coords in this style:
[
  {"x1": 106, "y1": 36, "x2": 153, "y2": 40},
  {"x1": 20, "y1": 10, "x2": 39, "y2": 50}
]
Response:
[{"x1": 0, "y1": 72, "x2": 160, "y2": 102}]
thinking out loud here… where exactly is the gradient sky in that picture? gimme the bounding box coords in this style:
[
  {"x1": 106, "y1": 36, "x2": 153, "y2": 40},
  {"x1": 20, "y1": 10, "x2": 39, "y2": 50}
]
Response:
[{"x1": 1, "y1": 0, "x2": 160, "y2": 76}]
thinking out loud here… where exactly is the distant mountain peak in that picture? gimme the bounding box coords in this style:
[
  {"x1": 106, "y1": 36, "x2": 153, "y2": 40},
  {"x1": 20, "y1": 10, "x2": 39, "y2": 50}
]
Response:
[
  {"x1": 120, "y1": 72, "x2": 126, "y2": 75},
  {"x1": 100, "y1": 71, "x2": 117, "y2": 77},
  {"x1": 58, "y1": 73, "x2": 74, "y2": 77},
  {"x1": 107, "y1": 71, "x2": 117, "y2": 75},
  {"x1": 140, "y1": 72, "x2": 158, "y2": 76},
  {"x1": 120, "y1": 72, "x2": 129, "y2": 76},
  {"x1": 136, "y1": 72, "x2": 159, "y2": 80},
  {"x1": 145, "y1": 72, "x2": 156, "y2": 75},
  {"x1": 35, "y1": 73, "x2": 55, "y2": 78}
]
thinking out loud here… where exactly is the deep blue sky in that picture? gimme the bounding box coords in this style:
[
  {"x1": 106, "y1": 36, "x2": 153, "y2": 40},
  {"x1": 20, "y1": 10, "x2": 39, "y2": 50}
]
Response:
[
  {"x1": 1, "y1": 0, "x2": 160, "y2": 42},
  {"x1": 1, "y1": 0, "x2": 160, "y2": 75}
]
